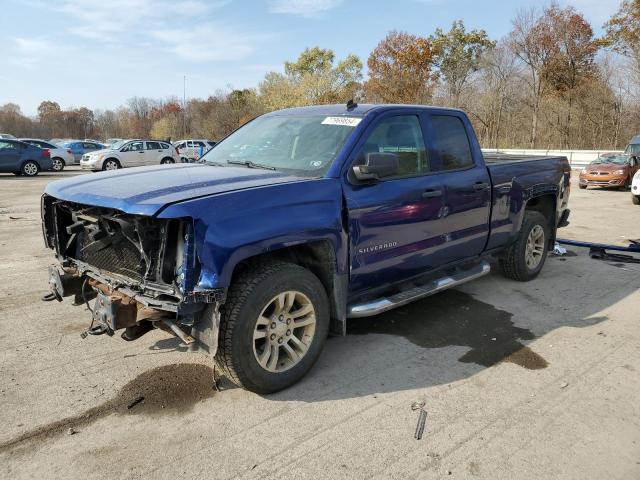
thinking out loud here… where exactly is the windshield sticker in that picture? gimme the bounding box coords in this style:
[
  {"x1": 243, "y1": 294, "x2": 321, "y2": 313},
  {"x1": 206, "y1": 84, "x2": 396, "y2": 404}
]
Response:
[{"x1": 321, "y1": 116, "x2": 362, "y2": 127}]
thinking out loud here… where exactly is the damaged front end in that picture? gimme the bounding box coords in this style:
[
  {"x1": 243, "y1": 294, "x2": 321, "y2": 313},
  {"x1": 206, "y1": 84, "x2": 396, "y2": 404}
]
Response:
[{"x1": 42, "y1": 194, "x2": 224, "y2": 351}]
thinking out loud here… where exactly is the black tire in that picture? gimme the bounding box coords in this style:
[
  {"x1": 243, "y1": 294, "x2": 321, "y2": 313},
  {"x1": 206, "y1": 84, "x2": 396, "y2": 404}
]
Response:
[
  {"x1": 51, "y1": 157, "x2": 65, "y2": 172},
  {"x1": 632, "y1": 195, "x2": 640, "y2": 205},
  {"x1": 214, "y1": 261, "x2": 329, "y2": 394},
  {"x1": 579, "y1": 184, "x2": 587, "y2": 189},
  {"x1": 20, "y1": 161, "x2": 39, "y2": 177},
  {"x1": 621, "y1": 176, "x2": 631, "y2": 190},
  {"x1": 102, "y1": 158, "x2": 120, "y2": 171},
  {"x1": 160, "y1": 157, "x2": 175, "y2": 164},
  {"x1": 499, "y1": 210, "x2": 550, "y2": 282}
]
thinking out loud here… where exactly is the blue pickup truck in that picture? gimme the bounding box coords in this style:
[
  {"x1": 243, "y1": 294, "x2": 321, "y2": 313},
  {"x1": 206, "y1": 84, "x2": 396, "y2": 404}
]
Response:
[{"x1": 42, "y1": 104, "x2": 570, "y2": 393}]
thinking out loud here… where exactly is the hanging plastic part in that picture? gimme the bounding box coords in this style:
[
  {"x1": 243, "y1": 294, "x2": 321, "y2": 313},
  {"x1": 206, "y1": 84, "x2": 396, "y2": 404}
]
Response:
[
  {"x1": 180, "y1": 222, "x2": 198, "y2": 294},
  {"x1": 556, "y1": 238, "x2": 640, "y2": 264}
]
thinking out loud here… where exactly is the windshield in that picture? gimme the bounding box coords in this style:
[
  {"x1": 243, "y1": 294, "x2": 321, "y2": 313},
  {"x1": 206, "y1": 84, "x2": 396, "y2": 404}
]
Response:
[
  {"x1": 110, "y1": 140, "x2": 127, "y2": 150},
  {"x1": 625, "y1": 143, "x2": 640, "y2": 155},
  {"x1": 594, "y1": 154, "x2": 628, "y2": 165},
  {"x1": 200, "y1": 114, "x2": 360, "y2": 176}
]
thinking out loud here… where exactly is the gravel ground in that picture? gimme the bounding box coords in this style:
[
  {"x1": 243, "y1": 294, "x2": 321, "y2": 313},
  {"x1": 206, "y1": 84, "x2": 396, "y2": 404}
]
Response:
[{"x1": 1, "y1": 166, "x2": 639, "y2": 479}]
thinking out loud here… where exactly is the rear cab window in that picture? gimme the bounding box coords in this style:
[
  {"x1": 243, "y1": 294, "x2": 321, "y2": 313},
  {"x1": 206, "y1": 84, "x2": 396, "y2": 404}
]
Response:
[{"x1": 429, "y1": 115, "x2": 474, "y2": 171}]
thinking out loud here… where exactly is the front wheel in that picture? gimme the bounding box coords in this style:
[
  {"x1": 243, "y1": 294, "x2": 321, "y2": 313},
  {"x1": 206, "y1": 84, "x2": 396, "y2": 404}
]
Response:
[
  {"x1": 21, "y1": 161, "x2": 39, "y2": 177},
  {"x1": 579, "y1": 184, "x2": 587, "y2": 189},
  {"x1": 499, "y1": 210, "x2": 550, "y2": 281},
  {"x1": 214, "y1": 261, "x2": 329, "y2": 394},
  {"x1": 102, "y1": 159, "x2": 120, "y2": 171},
  {"x1": 632, "y1": 195, "x2": 640, "y2": 205}
]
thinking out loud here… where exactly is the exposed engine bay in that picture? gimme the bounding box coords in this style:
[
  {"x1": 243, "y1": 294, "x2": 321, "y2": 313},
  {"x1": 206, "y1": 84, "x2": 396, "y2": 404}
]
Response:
[{"x1": 41, "y1": 195, "x2": 223, "y2": 347}]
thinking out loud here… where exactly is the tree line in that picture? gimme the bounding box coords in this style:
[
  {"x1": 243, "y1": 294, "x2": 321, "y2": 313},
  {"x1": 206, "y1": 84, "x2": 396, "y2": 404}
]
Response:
[{"x1": 2, "y1": 1, "x2": 640, "y2": 150}]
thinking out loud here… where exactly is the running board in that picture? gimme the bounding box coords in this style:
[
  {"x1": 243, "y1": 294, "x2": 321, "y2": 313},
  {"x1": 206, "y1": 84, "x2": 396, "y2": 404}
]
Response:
[{"x1": 347, "y1": 261, "x2": 491, "y2": 318}]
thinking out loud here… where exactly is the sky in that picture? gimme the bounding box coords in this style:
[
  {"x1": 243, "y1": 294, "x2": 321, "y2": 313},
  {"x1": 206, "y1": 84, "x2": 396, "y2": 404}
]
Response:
[{"x1": 0, "y1": 0, "x2": 623, "y2": 116}]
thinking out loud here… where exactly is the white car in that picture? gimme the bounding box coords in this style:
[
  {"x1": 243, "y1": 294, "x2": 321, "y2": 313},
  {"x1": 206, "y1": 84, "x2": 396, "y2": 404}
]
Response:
[
  {"x1": 20, "y1": 138, "x2": 75, "y2": 171},
  {"x1": 174, "y1": 139, "x2": 216, "y2": 162},
  {"x1": 0, "y1": 133, "x2": 16, "y2": 139},
  {"x1": 632, "y1": 169, "x2": 640, "y2": 205},
  {"x1": 80, "y1": 139, "x2": 180, "y2": 171}
]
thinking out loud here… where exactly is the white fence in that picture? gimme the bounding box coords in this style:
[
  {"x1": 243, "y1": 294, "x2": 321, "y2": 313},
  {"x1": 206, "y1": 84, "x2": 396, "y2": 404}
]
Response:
[{"x1": 482, "y1": 148, "x2": 624, "y2": 168}]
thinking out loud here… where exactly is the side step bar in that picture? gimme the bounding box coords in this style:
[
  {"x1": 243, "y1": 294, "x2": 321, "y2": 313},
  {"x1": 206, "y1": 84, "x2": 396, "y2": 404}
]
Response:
[{"x1": 347, "y1": 261, "x2": 491, "y2": 318}]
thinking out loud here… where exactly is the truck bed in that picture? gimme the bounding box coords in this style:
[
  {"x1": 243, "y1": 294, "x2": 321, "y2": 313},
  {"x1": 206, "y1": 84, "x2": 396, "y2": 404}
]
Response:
[{"x1": 483, "y1": 153, "x2": 568, "y2": 164}]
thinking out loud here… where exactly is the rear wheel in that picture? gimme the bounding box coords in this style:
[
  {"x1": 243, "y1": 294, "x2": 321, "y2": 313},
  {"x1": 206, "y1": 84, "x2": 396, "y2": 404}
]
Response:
[
  {"x1": 499, "y1": 210, "x2": 550, "y2": 281},
  {"x1": 102, "y1": 159, "x2": 120, "y2": 171},
  {"x1": 160, "y1": 157, "x2": 175, "y2": 164},
  {"x1": 21, "y1": 161, "x2": 39, "y2": 177},
  {"x1": 51, "y1": 157, "x2": 65, "y2": 172},
  {"x1": 632, "y1": 195, "x2": 640, "y2": 205},
  {"x1": 214, "y1": 261, "x2": 329, "y2": 394},
  {"x1": 621, "y1": 176, "x2": 631, "y2": 190}
]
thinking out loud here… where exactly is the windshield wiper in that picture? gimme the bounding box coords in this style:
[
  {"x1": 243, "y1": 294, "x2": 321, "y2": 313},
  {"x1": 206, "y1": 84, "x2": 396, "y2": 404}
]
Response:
[{"x1": 227, "y1": 160, "x2": 277, "y2": 171}]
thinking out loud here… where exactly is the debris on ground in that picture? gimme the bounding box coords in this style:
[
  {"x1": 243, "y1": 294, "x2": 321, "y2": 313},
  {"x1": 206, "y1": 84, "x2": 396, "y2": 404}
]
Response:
[
  {"x1": 8, "y1": 216, "x2": 24, "y2": 220},
  {"x1": 127, "y1": 396, "x2": 145, "y2": 409},
  {"x1": 553, "y1": 242, "x2": 567, "y2": 256},
  {"x1": 67, "y1": 427, "x2": 77, "y2": 435},
  {"x1": 411, "y1": 400, "x2": 427, "y2": 440},
  {"x1": 560, "y1": 381, "x2": 569, "y2": 389}
]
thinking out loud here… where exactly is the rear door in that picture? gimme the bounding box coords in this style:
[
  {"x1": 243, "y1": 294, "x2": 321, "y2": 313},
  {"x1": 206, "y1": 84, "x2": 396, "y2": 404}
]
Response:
[
  {"x1": 145, "y1": 141, "x2": 163, "y2": 164},
  {"x1": 423, "y1": 112, "x2": 492, "y2": 262},
  {"x1": 0, "y1": 140, "x2": 21, "y2": 172}
]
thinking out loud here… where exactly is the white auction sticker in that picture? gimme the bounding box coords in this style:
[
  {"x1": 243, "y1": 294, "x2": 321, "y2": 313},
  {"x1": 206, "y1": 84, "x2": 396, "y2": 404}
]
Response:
[{"x1": 321, "y1": 116, "x2": 362, "y2": 127}]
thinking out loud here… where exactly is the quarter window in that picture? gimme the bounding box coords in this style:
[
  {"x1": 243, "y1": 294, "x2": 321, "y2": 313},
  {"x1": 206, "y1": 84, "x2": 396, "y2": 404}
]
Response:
[
  {"x1": 430, "y1": 115, "x2": 474, "y2": 171},
  {"x1": 354, "y1": 115, "x2": 429, "y2": 178}
]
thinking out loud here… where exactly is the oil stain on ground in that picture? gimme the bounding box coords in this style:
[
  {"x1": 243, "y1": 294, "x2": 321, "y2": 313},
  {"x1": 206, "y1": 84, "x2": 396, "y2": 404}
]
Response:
[
  {"x1": 0, "y1": 363, "x2": 216, "y2": 453},
  {"x1": 347, "y1": 289, "x2": 548, "y2": 370}
]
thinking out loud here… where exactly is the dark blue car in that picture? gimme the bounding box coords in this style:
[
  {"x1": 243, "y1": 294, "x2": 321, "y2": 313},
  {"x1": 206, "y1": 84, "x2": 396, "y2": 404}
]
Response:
[
  {"x1": 0, "y1": 139, "x2": 53, "y2": 176},
  {"x1": 60, "y1": 140, "x2": 106, "y2": 164},
  {"x1": 43, "y1": 104, "x2": 571, "y2": 393}
]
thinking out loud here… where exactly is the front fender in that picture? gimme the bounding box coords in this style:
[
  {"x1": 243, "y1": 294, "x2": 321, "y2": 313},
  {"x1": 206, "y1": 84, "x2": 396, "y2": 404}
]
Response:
[{"x1": 158, "y1": 178, "x2": 347, "y2": 290}]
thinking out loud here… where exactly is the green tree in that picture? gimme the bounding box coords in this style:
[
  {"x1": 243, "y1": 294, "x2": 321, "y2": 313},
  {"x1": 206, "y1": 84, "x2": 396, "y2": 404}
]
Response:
[{"x1": 430, "y1": 20, "x2": 496, "y2": 106}]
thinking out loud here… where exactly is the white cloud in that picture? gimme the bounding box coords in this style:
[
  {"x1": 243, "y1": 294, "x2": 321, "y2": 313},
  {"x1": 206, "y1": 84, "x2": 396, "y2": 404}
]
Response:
[
  {"x1": 10, "y1": 37, "x2": 55, "y2": 68},
  {"x1": 150, "y1": 24, "x2": 264, "y2": 61},
  {"x1": 268, "y1": 0, "x2": 342, "y2": 17}
]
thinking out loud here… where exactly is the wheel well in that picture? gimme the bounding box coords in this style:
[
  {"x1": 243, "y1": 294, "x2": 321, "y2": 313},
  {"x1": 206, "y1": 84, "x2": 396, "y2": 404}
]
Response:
[
  {"x1": 525, "y1": 194, "x2": 556, "y2": 241},
  {"x1": 231, "y1": 240, "x2": 343, "y2": 332},
  {"x1": 104, "y1": 157, "x2": 120, "y2": 165},
  {"x1": 162, "y1": 157, "x2": 174, "y2": 162}
]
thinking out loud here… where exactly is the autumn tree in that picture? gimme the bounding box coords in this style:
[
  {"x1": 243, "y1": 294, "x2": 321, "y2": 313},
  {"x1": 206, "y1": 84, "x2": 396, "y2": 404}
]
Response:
[
  {"x1": 604, "y1": 0, "x2": 640, "y2": 77},
  {"x1": 430, "y1": 20, "x2": 496, "y2": 106},
  {"x1": 364, "y1": 31, "x2": 438, "y2": 103}
]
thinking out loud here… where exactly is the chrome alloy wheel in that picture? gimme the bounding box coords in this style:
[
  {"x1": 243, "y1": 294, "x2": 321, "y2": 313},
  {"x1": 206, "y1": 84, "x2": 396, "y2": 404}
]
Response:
[
  {"x1": 525, "y1": 225, "x2": 545, "y2": 269},
  {"x1": 252, "y1": 291, "x2": 316, "y2": 373},
  {"x1": 51, "y1": 158, "x2": 64, "y2": 171},
  {"x1": 23, "y1": 162, "x2": 38, "y2": 176},
  {"x1": 104, "y1": 160, "x2": 118, "y2": 170}
]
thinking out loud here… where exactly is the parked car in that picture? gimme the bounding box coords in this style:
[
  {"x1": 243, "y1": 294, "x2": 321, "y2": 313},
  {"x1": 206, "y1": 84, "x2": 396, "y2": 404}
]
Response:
[
  {"x1": 0, "y1": 133, "x2": 16, "y2": 139},
  {"x1": 174, "y1": 139, "x2": 216, "y2": 162},
  {"x1": 43, "y1": 104, "x2": 571, "y2": 393},
  {"x1": 60, "y1": 140, "x2": 106, "y2": 164},
  {"x1": 578, "y1": 152, "x2": 639, "y2": 190},
  {"x1": 632, "y1": 170, "x2": 640, "y2": 204},
  {"x1": 80, "y1": 139, "x2": 179, "y2": 171},
  {"x1": 624, "y1": 135, "x2": 640, "y2": 155},
  {"x1": 20, "y1": 138, "x2": 74, "y2": 171},
  {"x1": 0, "y1": 139, "x2": 52, "y2": 176},
  {"x1": 105, "y1": 138, "x2": 125, "y2": 146}
]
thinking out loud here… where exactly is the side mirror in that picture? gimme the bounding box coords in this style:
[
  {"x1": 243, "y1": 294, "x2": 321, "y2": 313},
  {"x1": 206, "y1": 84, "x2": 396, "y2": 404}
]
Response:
[{"x1": 352, "y1": 152, "x2": 399, "y2": 181}]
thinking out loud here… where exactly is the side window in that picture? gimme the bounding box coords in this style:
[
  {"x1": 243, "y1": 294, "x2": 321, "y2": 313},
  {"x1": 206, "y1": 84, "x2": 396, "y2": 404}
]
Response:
[
  {"x1": 83, "y1": 142, "x2": 96, "y2": 149},
  {"x1": 430, "y1": 115, "x2": 474, "y2": 171},
  {"x1": 354, "y1": 115, "x2": 429, "y2": 178},
  {"x1": 125, "y1": 141, "x2": 144, "y2": 151},
  {"x1": 0, "y1": 141, "x2": 17, "y2": 150},
  {"x1": 146, "y1": 141, "x2": 161, "y2": 150},
  {"x1": 160, "y1": 142, "x2": 171, "y2": 149}
]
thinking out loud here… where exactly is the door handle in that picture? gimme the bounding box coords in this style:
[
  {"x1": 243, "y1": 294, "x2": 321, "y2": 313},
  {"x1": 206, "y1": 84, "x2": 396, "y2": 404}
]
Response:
[
  {"x1": 473, "y1": 182, "x2": 490, "y2": 191},
  {"x1": 422, "y1": 189, "x2": 442, "y2": 198}
]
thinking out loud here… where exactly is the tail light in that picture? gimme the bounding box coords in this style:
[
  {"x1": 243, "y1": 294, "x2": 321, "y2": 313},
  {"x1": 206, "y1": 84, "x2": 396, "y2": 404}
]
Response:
[
  {"x1": 175, "y1": 146, "x2": 180, "y2": 154},
  {"x1": 67, "y1": 149, "x2": 73, "y2": 154},
  {"x1": 42, "y1": 149, "x2": 50, "y2": 158}
]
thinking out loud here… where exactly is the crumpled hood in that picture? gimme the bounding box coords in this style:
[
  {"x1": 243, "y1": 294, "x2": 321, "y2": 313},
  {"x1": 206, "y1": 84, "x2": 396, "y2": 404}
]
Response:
[{"x1": 44, "y1": 164, "x2": 307, "y2": 216}]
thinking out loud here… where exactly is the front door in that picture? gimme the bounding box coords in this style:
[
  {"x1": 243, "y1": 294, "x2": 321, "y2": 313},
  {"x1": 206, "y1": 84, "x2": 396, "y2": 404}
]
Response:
[
  {"x1": 121, "y1": 141, "x2": 146, "y2": 166},
  {"x1": 344, "y1": 113, "x2": 449, "y2": 294},
  {"x1": 0, "y1": 140, "x2": 20, "y2": 172}
]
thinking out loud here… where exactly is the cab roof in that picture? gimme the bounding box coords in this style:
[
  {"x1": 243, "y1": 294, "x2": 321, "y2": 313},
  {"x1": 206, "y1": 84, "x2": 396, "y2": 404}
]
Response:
[{"x1": 263, "y1": 103, "x2": 464, "y2": 117}]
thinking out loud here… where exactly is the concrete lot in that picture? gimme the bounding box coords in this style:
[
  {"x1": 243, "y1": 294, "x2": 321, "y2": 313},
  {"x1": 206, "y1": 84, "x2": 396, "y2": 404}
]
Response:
[{"x1": 1, "y1": 167, "x2": 639, "y2": 479}]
